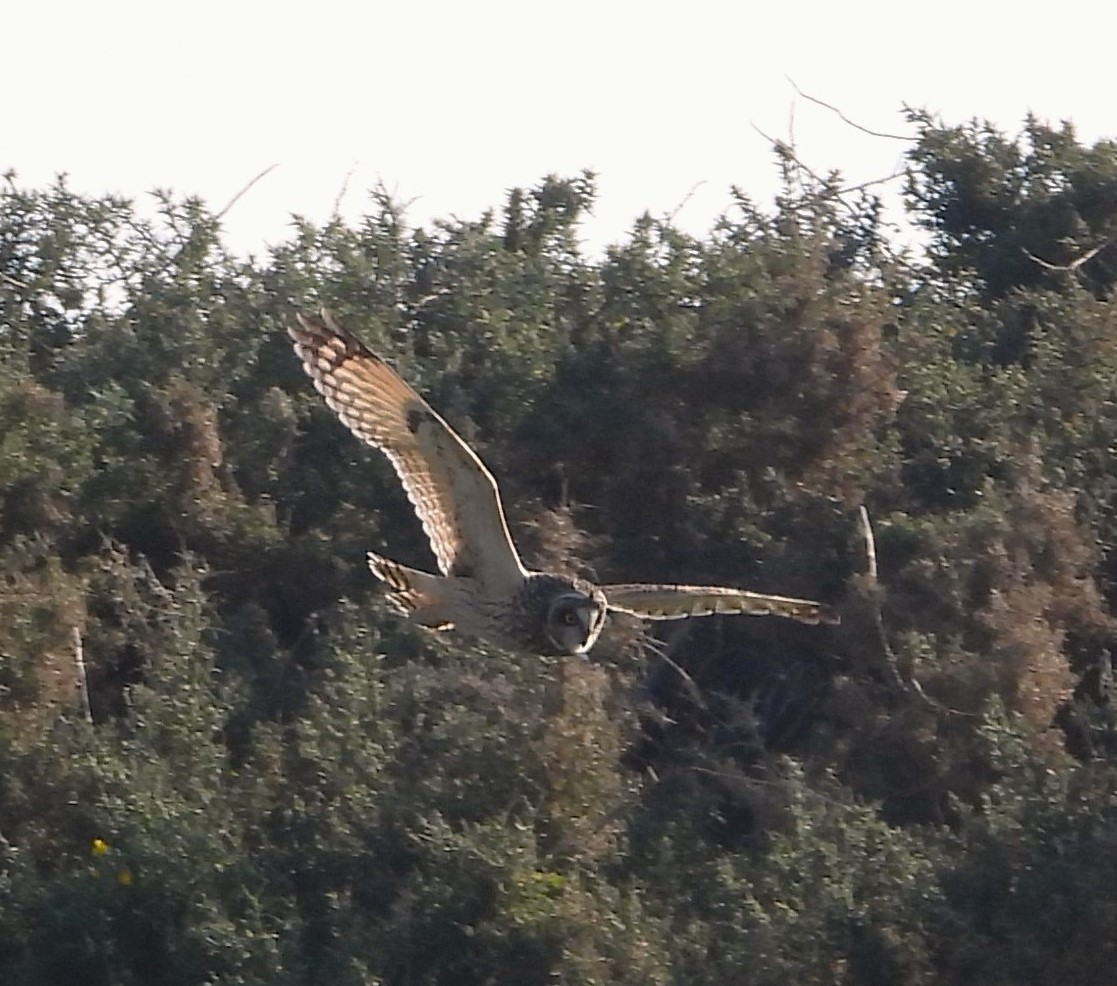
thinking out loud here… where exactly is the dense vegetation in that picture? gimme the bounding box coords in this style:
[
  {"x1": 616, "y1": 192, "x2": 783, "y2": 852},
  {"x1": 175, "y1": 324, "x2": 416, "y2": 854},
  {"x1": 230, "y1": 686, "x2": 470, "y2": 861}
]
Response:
[{"x1": 3, "y1": 111, "x2": 1117, "y2": 984}]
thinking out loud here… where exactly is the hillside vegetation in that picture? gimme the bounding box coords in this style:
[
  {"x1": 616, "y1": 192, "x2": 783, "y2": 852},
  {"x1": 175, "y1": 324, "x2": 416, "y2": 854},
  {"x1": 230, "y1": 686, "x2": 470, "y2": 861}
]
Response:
[{"x1": 3, "y1": 113, "x2": 1117, "y2": 984}]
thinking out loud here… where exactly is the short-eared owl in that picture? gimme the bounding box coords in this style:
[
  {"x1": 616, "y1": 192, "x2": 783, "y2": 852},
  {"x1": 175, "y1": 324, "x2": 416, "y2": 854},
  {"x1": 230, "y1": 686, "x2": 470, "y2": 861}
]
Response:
[{"x1": 289, "y1": 309, "x2": 838, "y2": 655}]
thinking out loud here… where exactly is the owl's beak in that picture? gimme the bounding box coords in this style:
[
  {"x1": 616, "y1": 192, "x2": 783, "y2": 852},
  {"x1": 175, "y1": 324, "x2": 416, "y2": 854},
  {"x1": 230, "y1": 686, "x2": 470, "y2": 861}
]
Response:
[{"x1": 572, "y1": 601, "x2": 606, "y2": 654}]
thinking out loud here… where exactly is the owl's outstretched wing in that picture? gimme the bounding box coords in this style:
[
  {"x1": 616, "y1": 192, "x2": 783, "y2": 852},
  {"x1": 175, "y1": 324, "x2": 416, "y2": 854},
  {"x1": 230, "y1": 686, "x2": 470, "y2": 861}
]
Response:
[
  {"x1": 602, "y1": 584, "x2": 838, "y2": 626},
  {"x1": 289, "y1": 309, "x2": 526, "y2": 595}
]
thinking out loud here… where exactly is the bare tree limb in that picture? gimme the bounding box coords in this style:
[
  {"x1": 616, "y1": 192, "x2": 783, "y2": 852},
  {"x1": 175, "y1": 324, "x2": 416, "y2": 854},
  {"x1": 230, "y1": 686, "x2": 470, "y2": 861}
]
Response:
[
  {"x1": 750, "y1": 121, "x2": 828, "y2": 185},
  {"x1": 331, "y1": 163, "x2": 358, "y2": 219},
  {"x1": 666, "y1": 180, "x2": 708, "y2": 223},
  {"x1": 836, "y1": 170, "x2": 908, "y2": 197},
  {"x1": 749, "y1": 122, "x2": 904, "y2": 217},
  {"x1": 215, "y1": 163, "x2": 279, "y2": 221},
  {"x1": 785, "y1": 76, "x2": 915, "y2": 141},
  {"x1": 641, "y1": 623, "x2": 708, "y2": 712},
  {"x1": 858, "y1": 506, "x2": 970, "y2": 715},
  {"x1": 1023, "y1": 242, "x2": 1106, "y2": 272},
  {"x1": 856, "y1": 506, "x2": 910, "y2": 688},
  {"x1": 72, "y1": 626, "x2": 93, "y2": 725},
  {"x1": 859, "y1": 504, "x2": 878, "y2": 582}
]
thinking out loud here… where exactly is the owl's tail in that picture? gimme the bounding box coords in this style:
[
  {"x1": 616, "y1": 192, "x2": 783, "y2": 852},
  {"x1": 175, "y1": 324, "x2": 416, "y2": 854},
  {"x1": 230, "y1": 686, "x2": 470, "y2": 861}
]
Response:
[{"x1": 367, "y1": 551, "x2": 453, "y2": 629}]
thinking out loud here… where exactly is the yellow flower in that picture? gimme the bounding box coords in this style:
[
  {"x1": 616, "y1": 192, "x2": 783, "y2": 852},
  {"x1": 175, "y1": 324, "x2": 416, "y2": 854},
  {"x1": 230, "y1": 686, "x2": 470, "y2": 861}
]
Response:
[
  {"x1": 116, "y1": 868, "x2": 133, "y2": 886},
  {"x1": 91, "y1": 838, "x2": 110, "y2": 857}
]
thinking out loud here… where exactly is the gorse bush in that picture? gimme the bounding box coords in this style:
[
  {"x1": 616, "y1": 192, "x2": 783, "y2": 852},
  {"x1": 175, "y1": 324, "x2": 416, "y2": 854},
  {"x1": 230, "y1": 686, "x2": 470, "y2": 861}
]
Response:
[{"x1": 3, "y1": 115, "x2": 1117, "y2": 983}]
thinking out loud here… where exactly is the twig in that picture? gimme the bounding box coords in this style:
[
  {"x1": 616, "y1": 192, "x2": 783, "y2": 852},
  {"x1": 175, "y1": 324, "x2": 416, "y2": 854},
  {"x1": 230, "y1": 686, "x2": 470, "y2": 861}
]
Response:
[
  {"x1": 750, "y1": 121, "x2": 904, "y2": 217},
  {"x1": 0, "y1": 271, "x2": 30, "y2": 291},
  {"x1": 785, "y1": 76, "x2": 915, "y2": 141},
  {"x1": 666, "y1": 180, "x2": 708, "y2": 223},
  {"x1": 72, "y1": 626, "x2": 93, "y2": 725},
  {"x1": 214, "y1": 163, "x2": 278, "y2": 221},
  {"x1": 834, "y1": 170, "x2": 907, "y2": 197},
  {"x1": 751, "y1": 121, "x2": 822, "y2": 181},
  {"x1": 331, "y1": 164, "x2": 358, "y2": 219},
  {"x1": 121, "y1": 214, "x2": 174, "y2": 259},
  {"x1": 642, "y1": 624, "x2": 708, "y2": 712}
]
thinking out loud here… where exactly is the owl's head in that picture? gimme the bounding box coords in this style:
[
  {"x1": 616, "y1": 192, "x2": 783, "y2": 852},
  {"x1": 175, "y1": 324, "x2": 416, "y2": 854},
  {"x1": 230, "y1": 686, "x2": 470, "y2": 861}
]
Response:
[{"x1": 544, "y1": 589, "x2": 608, "y2": 655}]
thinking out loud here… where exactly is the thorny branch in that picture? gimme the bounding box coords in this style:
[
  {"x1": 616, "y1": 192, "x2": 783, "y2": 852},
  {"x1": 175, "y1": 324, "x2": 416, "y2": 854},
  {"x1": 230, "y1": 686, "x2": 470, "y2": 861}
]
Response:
[{"x1": 749, "y1": 122, "x2": 905, "y2": 220}]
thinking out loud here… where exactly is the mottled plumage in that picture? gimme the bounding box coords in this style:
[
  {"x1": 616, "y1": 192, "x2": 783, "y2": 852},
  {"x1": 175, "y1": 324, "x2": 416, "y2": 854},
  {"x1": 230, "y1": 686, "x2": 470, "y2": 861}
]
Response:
[{"x1": 289, "y1": 309, "x2": 837, "y2": 655}]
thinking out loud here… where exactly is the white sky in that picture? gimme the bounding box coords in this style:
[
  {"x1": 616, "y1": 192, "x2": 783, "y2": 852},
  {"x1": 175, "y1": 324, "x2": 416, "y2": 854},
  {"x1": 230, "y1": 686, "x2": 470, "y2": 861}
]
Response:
[{"x1": 8, "y1": 2, "x2": 1117, "y2": 256}]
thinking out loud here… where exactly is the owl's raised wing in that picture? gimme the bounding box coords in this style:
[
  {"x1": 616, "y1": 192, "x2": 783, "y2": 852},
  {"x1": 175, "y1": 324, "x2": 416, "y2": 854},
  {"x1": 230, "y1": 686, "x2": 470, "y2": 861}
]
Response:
[
  {"x1": 602, "y1": 584, "x2": 838, "y2": 626},
  {"x1": 289, "y1": 309, "x2": 526, "y2": 595}
]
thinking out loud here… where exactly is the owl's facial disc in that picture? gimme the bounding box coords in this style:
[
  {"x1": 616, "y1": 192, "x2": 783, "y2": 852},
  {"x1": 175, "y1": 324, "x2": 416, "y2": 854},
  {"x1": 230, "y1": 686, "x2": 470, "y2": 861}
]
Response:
[{"x1": 545, "y1": 592, "x2": 607, "y2": 655}]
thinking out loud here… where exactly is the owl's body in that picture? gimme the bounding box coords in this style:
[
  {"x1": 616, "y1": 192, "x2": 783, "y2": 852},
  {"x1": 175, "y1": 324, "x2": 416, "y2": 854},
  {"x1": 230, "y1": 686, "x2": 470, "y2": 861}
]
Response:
[
  {"x1": 369, "y1": 551, "x2": 607, "y2": 655},
  {"x1": 289, "y1": 309, "x2": 837, "y2": 655}
]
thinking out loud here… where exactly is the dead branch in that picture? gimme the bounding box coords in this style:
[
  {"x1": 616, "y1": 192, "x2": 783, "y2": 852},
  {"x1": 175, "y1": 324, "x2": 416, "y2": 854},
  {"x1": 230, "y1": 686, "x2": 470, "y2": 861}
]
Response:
[
  {"x1": 72, "y1": 626, "x2": 93, "y2": 725},
  {"x1": 835, "y1": 170, "x2": 908, "y2": 197},
  {"x1": 666, "y1": 180, "x2": 708, "y2": 223},
  {"x1": 1023, "y1": 242, "x2": 1106, "y2": 272},
  {"x1": 642, "y1": 622, "x2": 708, "y2": 712},
  {"x1": 750, "y1": 121, "x2": 825, "y2": 184},
  {"x1": 750, "y1": 122, "x2": 905, "y2": 219},
  {"x1": 785, "y1": 76, "x2": 915, "y2": 141},
  {"x1": 858, "y1": 506, "x2": 968, "y2": 714},
  {"x1": 214, "y1": 163, "x2": 279, "y2": 221},
  {"x1": 331, "y1": 164, "x2": 358, "y2": 219},
  {"x1": 860, "y1": 503, "x2": 878, "y2": 582}
]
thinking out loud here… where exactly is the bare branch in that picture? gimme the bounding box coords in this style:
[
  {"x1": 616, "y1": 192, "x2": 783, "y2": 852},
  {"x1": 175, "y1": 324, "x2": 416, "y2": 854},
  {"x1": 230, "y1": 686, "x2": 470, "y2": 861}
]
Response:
[
  {"x1": 750, "y1": 121, "x2": 904, "y2": 217},
  {"x1": 72, "y1": 626, "x2": 93, "y2": 725},
  {"x1": 331, "y1": 164, "x2": 358, "y2": 219},
  {"x1": 858, "y1": 506, "x2": 913, "y2": 695},
  {"x1": 1023, "y1": 242, "x2": 1106, "y2": 272},
  {"x1": 859, "y1": 504, "x2": 878, "y2": 582},
  {"x1": 641, "y1": 623, "x2": 708, "y2": 712},
  {"x1": 0, "y1": 271, "x2": 30, "y2": 291},
  {"x1": 785, "y1": 76, "x2": 915, "y2": 141},
  {"x1": 837, "y1": 170, "x2": 907, "y2": 197},
  {"x1": 214, "y1": 163, "x2": 279, "y2": 221},
  {"x1": 666, "y1": 180, "x2": 708, "y2": 223},
  {"x1": 121, "y1": 214, "x2": 173, "y2": 257},
  {"x1": 858, "y1": 506, "x2": 970, "y2": 715},
  {"x1": 750, "y1": 120, "x2": 830, "y2": 194}
]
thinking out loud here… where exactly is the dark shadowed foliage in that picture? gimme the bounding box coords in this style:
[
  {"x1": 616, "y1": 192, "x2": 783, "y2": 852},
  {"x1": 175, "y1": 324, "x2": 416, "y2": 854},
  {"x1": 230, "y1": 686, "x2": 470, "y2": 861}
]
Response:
[{"x1": 3, "y1": 124, "x2": 1117, "y2": 983}]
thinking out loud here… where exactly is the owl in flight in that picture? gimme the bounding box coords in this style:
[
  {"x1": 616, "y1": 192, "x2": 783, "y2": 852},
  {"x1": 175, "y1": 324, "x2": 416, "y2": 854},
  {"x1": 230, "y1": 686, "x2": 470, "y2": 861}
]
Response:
[{"x1": 289, "y1": 310, "x2": 838, "y2": 656}]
